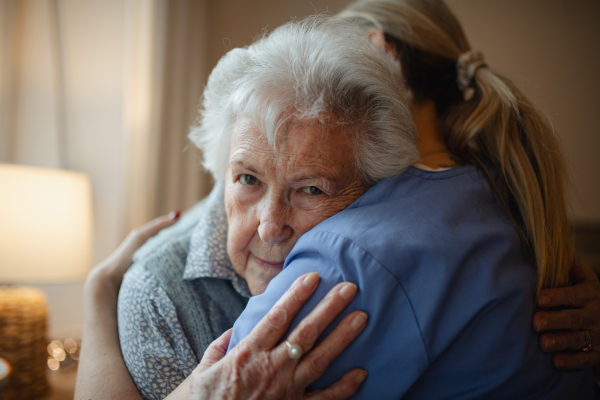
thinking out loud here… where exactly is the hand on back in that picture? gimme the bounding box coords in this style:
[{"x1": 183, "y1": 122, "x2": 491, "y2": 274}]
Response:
[{"x1": 533, "y1": 258, "x2": 600, "y2": 373}]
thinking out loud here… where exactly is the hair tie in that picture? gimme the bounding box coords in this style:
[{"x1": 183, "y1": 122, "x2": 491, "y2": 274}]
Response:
[{"x1": 456, "y1": 50, "x2": 486, "y2": 101}]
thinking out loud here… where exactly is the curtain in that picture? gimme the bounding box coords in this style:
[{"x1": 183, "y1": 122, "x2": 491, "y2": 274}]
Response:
[
  {"x1": 0, "y1": 0, "x2": 211, "y2": 338},
  {"x1": 125, "y1": 0, "x2": 212, "y2": 231},
  {"x1": 0, "y1": 0, "x2": 212, "y2": 250}
]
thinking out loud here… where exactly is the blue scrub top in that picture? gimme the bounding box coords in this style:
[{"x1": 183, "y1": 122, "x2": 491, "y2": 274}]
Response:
[{"x1": 228, "y1": 166, "x2": 593, "y2": 399}]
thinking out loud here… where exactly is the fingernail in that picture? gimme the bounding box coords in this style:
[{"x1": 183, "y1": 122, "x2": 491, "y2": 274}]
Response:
[
  {"x1": 538, "y1": 296, "x2": 550, "y2": 307},
  {"x1": 356, "y1": 369, "x2": 368, "y2": 384},
  {"x1": 536, "y1": 318, "x2": 547, "y2": 332},
  {"x1": 351, "y1": 312, "x2": 368, "y2": 330},
  {"x1": 545, "y1": 338, "x2": 555, "y2": 350},
  {"x1": 554, "y1": 358, "x2": 565, "y2": 369},
  {"x1": 169, "y1": 210, "x2": 181, "y2": 220},
  {"x1": 339, "y1": 283, "x2": 357, "y2": 300},
  {"x1": 302, "y1": 272, "x2": 319, "y2": 288}
]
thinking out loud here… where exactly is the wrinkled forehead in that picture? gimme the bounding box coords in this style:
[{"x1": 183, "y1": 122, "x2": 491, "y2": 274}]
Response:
[
  {"x1": 232, "y1": 114, "x2": 354, "y2": 155},
  {"x1": 228, "y1": 115, "x2": 360, "y2": 185}
]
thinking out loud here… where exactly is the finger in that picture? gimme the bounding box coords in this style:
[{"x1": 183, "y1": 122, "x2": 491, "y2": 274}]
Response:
[
  {"x1": 277, "y1": 282, "x2": 358, "y2": 365},
  {"x1": 533, "y1": 308, "x2": 593, "y2": 331},
  {"x1": 245, "y1": 273, "x2": 320, "y2": 351},
  {"x1": 295, "y1": 311, "x2": 367, "y2": 387},
  {"x1": 306, "y1": 368, "x2": 367, "y2": 400},
  {"x1": 536, "y1": 285, "x2": 595, "y2": 309},
  {"x1": 553, "y1": 351, "x2": 600, "y2": 370},
  {"x1": 101, "y1": 211, "x2": 182, "y2": 286},
  {"x1": 197, "y1": 329, "x2": 232, "y2": 373},
  {"x1": 539, "y1": 331, "x2": 590, "y2": 352},
  {"x1": 115, "y1": 212, "x2": 181, "y2": 261},
  {"x1": 128, "y1": 211, "x2": 181, "y2": 246}
]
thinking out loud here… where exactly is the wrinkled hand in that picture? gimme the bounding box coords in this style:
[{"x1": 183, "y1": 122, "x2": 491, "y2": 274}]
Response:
[
  {"x1": 189, "y1": 272, "x2": 368, "y2": 400},
  {"x1": 533, "y1": 258, "x2": 600, "y2": 371},
  {"x1": 87, "y1": 211, "x2": 180, "y2": 289}
]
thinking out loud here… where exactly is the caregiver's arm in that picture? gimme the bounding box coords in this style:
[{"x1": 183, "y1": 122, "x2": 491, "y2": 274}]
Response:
[
  {"x1": 533, "y1": 258, "x2": 600, "y2": 371},
  {"x1": 75, "y1": 213, "x2": 180, "y2": 400}
]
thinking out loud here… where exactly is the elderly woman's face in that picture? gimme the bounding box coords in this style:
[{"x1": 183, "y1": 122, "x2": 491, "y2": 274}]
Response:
[{"x1": 224, "y1": 117, "x2": 367, "y2": 295}]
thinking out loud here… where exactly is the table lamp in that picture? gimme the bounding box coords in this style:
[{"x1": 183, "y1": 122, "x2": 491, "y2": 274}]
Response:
[{"x1": 0, "y1": 163, "x2": 93, "y2": 399}]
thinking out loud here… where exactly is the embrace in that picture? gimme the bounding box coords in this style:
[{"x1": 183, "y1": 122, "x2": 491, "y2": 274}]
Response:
[{"x1": 76, "y1": 1, "x2": 600, "y2": 399}]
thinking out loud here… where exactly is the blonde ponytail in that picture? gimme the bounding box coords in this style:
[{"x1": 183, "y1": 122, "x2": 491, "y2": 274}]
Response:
[
  {"x1": 340, "y1": 0, "x2": 573, "y2": 293},
  {"x1": 447, "y1": 68, "x2": 572, "y2": 293}
]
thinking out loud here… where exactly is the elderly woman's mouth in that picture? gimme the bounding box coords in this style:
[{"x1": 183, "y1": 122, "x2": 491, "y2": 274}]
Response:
[{"x1": 253, "y1": 255, "x2": 285, "y2": 269}]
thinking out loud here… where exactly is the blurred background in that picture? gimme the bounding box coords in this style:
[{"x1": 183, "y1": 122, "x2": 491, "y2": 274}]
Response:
[{"x1": 0, "y1": 0, "x2": 598, "y2": 398}]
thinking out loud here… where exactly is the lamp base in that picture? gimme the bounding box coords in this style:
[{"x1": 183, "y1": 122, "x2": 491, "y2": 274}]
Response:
[{"x1": 0, "y1": 286, "x2": 49, "y2": 399}]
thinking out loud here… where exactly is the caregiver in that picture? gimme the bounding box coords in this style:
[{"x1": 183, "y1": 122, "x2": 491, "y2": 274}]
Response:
[
  {"x1": 227, "y1": 0, "x2": 596, "y2": 398},
  {"x1": 335, "y1": 0, "x2": 600, "y2": 370}
]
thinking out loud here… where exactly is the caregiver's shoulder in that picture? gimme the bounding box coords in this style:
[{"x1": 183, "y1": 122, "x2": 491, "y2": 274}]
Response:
[
  {"x1": 279, "y1": 166, "x2": 594, "y2": 399},
  {"x1": 290, "y1": 165, "x2": 528, "y2": 310},
  {"x1": 301, "y1": 166, "x2": 513, "y2": 259}
]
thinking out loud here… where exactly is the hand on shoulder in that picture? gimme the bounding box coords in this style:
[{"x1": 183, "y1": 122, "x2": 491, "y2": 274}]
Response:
[{"x1": 85, "y1": 211, "x2": 181, "y2": 291}]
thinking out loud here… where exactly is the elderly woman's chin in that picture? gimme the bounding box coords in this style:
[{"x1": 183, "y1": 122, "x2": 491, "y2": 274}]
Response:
[{"x1": 240, "y1": 255, "x2": 285, "y2": 295}]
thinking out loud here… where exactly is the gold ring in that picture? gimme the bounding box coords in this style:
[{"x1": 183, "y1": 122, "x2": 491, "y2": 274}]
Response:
[
  {"x1": 285, "y1": 341, "x2": 303, "y2": 359},
  {"x1": 582, "y1": 330, "x2": 592, "y2": 352}
]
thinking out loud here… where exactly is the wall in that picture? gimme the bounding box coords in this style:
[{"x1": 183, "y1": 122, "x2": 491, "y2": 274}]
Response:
[{"x1": 446, "y1": 0, "x2": 600, "y2": 224}]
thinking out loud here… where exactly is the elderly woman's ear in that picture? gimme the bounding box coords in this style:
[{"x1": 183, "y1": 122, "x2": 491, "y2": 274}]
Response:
[{"x1": 365, "y1": 29, "x2": 397, "y2": 59}]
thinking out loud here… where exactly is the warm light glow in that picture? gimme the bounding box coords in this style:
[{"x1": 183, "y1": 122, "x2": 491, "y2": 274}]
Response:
[
  {"x1": 70, "y1": 349, "x2": 80, "y2": 360},
  {"x1": 0, "y1": 164, "x2": 93, "y2": 283},
  {"x1": 52, "y1": 348, "x2": 66, "y2": 361},
  {"x1": 64, "y1": 338, "x2": 77, "y2": 354},
  {"x1": 47, "y1": 340, "x2": 62, "y2": 356},
  {"x1": 47, "y1": 358, "x2": 60, "y2": 371}
]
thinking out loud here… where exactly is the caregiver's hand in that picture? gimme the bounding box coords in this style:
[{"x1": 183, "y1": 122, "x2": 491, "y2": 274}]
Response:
[
  {"x1": 76, "y1": 211, "x2": 180, "y2": 400},
  {"x1": 533, "y1": 258, "x2": 600, "y2": 372},
  {"x1": 87, "y1": 211, "x2": 180, "y2": 290},
  {"x1": 188, "y1": 272, "x2": 368, "y2": 400}
]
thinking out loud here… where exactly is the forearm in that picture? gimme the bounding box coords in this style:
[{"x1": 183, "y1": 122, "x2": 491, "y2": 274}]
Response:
[
  {"x1": 75, "y1": 269, "x2": 143, "y2": 400},
  {"x1": 73, "y1": 213, "x2": 180, "y2": 399}
]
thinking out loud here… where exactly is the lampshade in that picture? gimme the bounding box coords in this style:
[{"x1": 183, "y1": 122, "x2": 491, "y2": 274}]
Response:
[{"x1": 0, "y1": 164, "x2": 93, "y2": 283}]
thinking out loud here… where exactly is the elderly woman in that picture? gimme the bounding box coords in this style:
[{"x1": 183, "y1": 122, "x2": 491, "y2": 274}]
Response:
[{"x1": 109, "y1": 15, "x2": 417, "y2": 400}]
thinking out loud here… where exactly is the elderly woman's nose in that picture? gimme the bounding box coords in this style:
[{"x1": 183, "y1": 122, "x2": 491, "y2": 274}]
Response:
[
  {"x1": 257, "y1": 200, "x2": 293, "y2": 244},
  {"x1": 258, "y1": 221, "x2": 292, "y2": 244}
]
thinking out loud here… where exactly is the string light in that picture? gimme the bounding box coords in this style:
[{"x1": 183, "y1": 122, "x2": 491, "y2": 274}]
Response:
[
  {"x1": 64, "y1": 338, "x2": 77, "y2": 354},
  {"x1": 46, "y1": 338, "x2": 80, "y2": 371},
  {"x1": 47, "y1": 358, "x2": 60, "y2": 371}
]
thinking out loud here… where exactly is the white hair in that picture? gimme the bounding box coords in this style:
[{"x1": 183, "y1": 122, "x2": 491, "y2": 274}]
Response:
[{"x1": 189, "y1": 15, "x2": 419, "y2": 186}]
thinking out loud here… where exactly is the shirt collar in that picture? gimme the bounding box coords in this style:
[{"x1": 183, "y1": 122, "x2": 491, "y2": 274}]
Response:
[{"x1": 183, "y1": 182, "x2": 251, "y2": 298}]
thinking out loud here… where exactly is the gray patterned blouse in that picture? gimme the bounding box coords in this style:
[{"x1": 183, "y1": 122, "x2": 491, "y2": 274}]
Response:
[{"x1": 117, "y1": 185, "x2": 250, "y2": 400}]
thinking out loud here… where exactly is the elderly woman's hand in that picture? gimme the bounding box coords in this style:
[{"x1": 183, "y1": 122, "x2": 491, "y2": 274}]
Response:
[
  {"x1": 188, "y1": 272, "x2": 368, "y2": 400},
  {"x1": 533, "y1": 258, "x2": 600, "y2": 372}
]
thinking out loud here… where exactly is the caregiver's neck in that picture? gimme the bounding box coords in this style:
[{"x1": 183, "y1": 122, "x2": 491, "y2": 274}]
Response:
[{"x1": 411, "y1": 100, "x2": 459, "y2": 169}]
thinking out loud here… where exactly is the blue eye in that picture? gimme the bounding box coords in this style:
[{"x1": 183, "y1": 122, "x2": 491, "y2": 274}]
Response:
[
  {"x1": 302, "y1": 186, "x2": 323, "y2": 195},
  {"x1": 240, "y1": 174, "x2": 259, "y2": 185}
]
